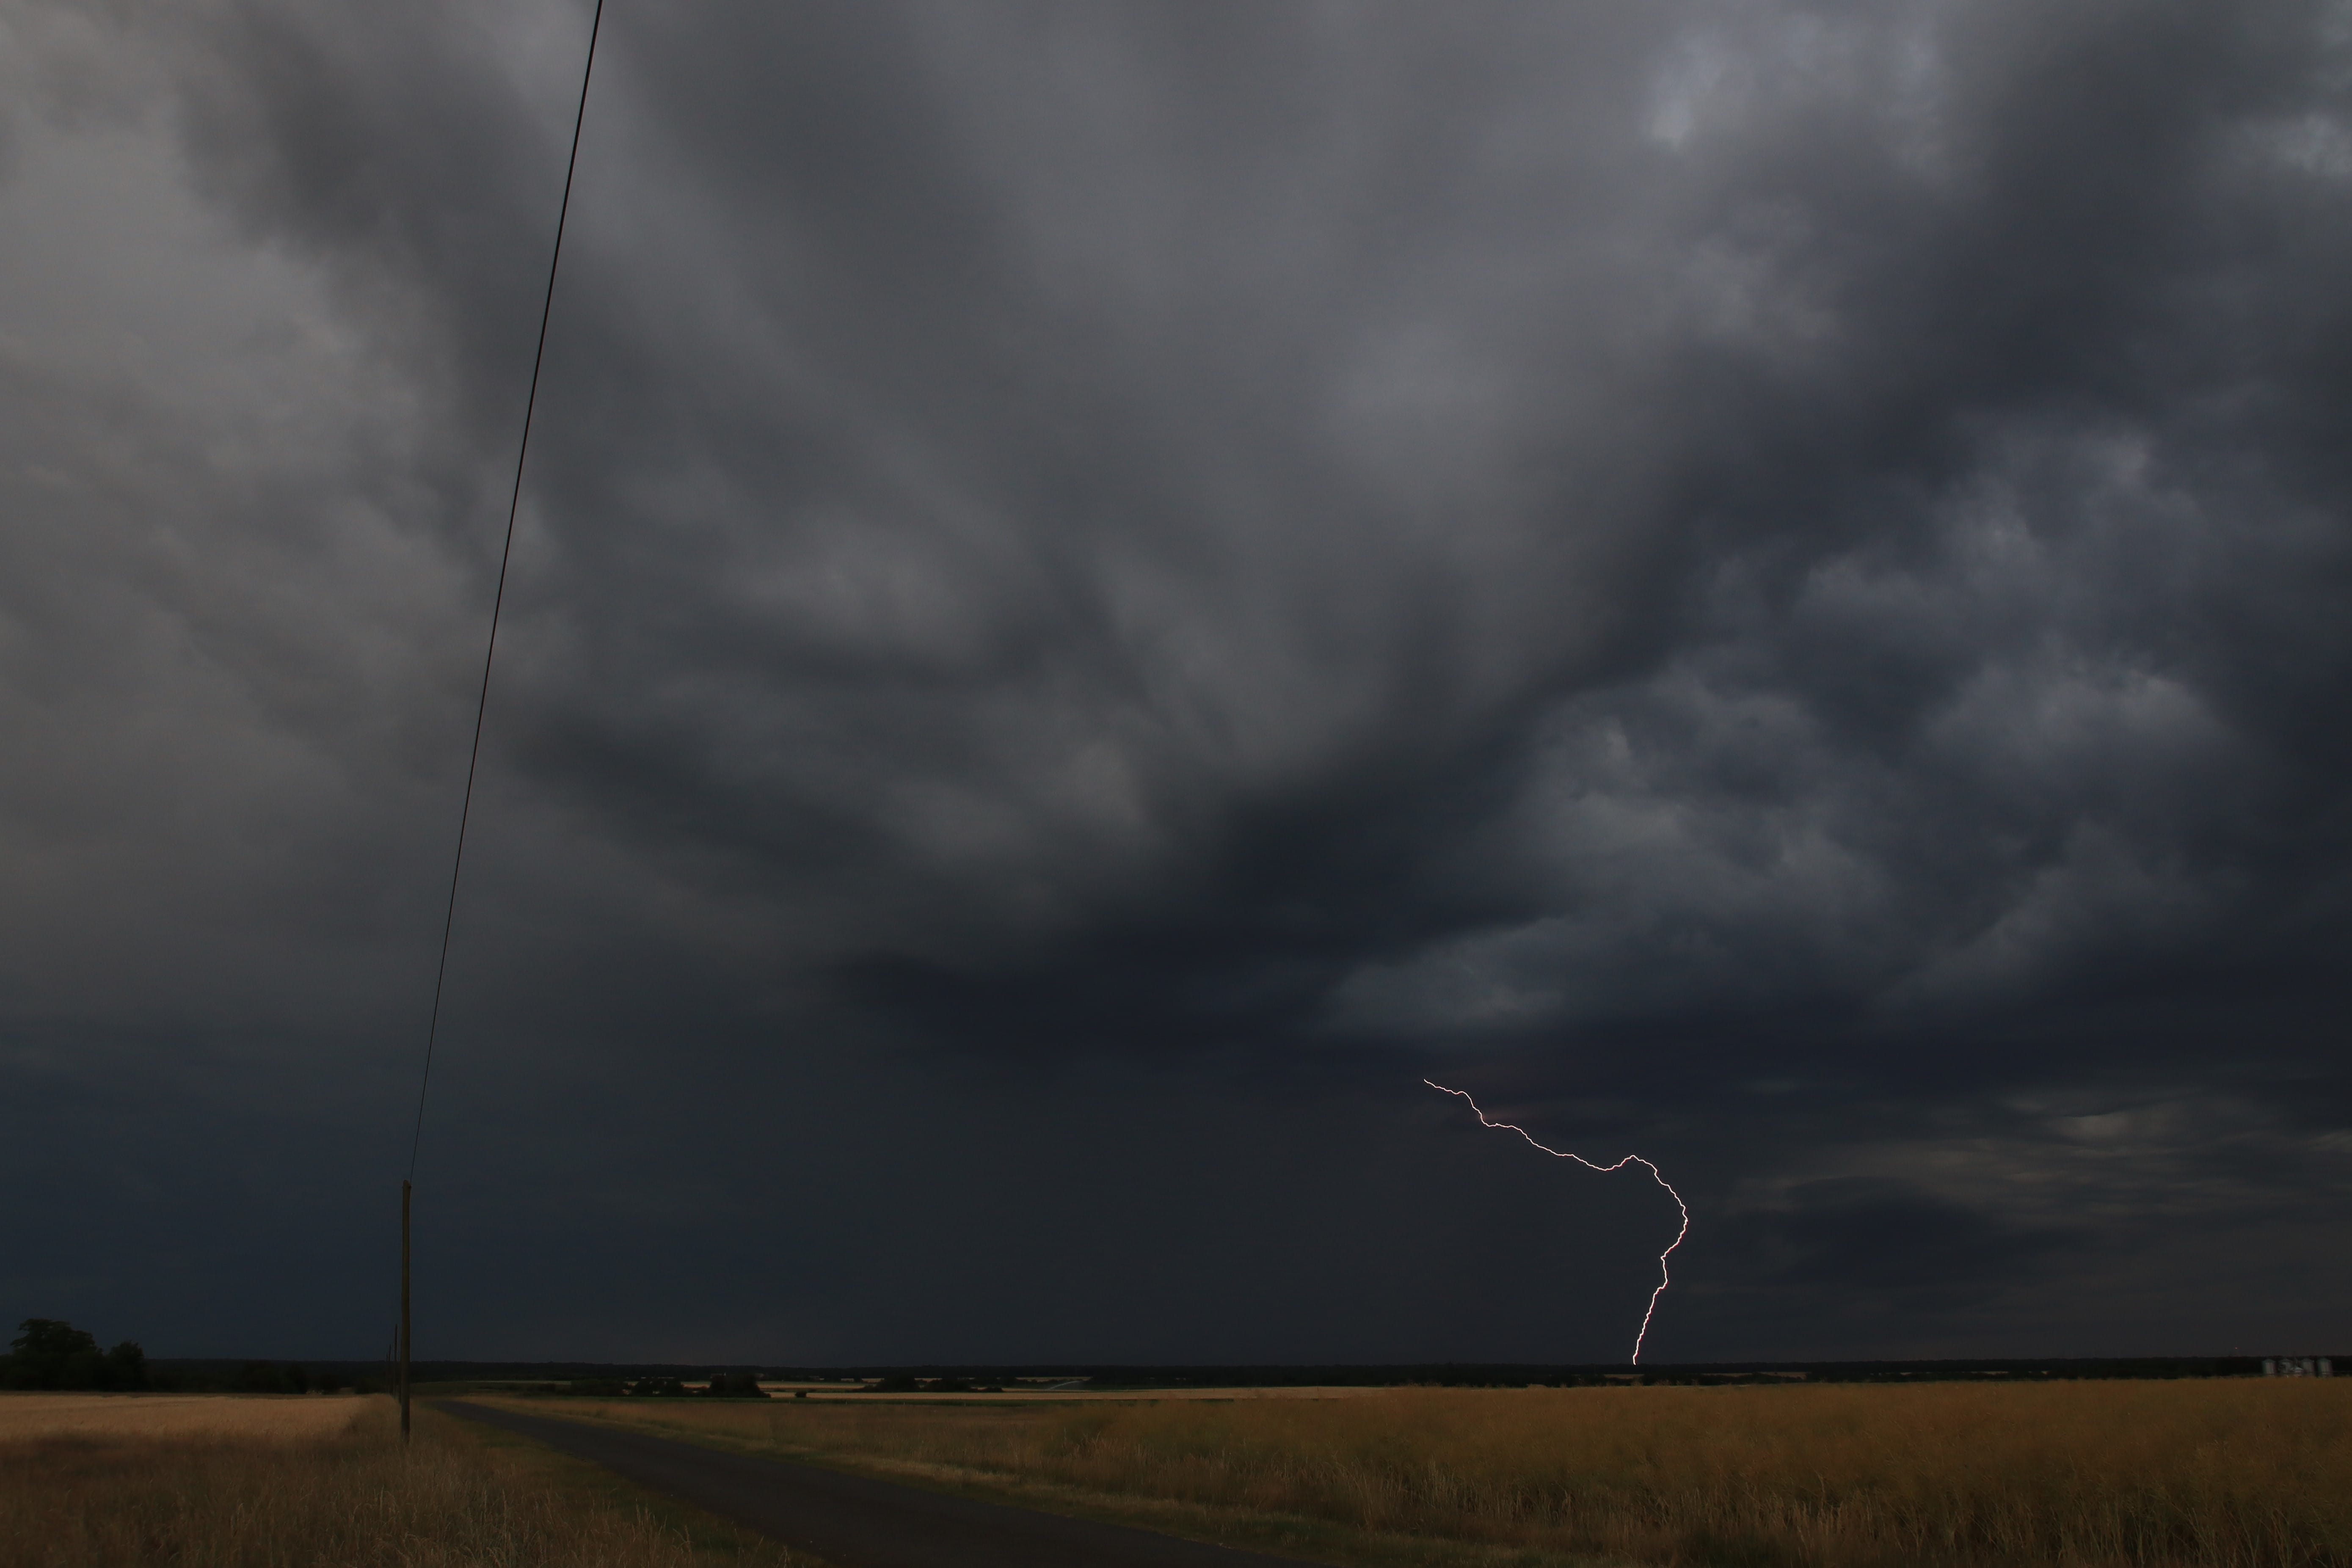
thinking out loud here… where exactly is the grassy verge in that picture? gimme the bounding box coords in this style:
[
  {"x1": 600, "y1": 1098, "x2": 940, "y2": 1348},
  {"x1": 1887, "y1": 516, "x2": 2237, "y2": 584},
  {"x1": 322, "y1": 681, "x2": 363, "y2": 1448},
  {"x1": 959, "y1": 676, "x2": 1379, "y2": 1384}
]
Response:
[
  {"x1": 472, "y1": 1392, "x2": 1623, "y2": 1568},
  {"x1": 0, "y1": 1394, "x2": 812, "y2": 1567},
  {"x1": 474, "y1": 1381, "x2": 2352, "y2": 1568}
]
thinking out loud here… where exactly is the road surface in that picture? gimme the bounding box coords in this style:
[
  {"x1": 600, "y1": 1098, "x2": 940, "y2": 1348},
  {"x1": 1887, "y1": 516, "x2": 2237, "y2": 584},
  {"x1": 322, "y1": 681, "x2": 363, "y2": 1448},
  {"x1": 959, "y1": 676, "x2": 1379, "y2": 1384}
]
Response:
[{"x1": 442, "y1": 1400, "x2": 1323, "y2": 1568}]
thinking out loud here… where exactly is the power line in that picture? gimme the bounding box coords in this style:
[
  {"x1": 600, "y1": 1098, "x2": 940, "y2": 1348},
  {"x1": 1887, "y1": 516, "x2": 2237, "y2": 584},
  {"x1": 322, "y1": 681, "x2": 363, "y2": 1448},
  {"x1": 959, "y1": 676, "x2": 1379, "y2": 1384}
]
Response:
[{"x1": 408, "y1": 0, "x2": 607, "y2": 1184}]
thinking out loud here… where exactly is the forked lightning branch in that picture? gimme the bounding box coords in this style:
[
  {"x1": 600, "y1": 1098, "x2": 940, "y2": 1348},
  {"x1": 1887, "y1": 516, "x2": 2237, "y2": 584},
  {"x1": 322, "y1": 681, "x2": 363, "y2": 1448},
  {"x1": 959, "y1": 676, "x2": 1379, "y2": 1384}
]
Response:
[{"x1": 1426, "y1": 1080, "x2": 1691, "y2": 1366}]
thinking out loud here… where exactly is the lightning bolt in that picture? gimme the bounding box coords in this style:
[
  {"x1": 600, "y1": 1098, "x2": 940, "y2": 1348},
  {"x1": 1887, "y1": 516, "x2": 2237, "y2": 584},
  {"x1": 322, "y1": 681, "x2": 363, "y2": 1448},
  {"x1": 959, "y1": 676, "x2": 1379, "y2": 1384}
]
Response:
[{"x1": 1425, "y1": 1079, "x2": 1690, "y2": 1366}]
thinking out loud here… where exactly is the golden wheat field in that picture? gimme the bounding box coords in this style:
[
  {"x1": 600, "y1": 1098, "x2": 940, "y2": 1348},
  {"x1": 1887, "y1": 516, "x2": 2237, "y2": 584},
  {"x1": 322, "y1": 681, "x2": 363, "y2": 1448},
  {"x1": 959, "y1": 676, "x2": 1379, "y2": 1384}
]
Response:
[
  {"x1": 497, "y1": 1380, "x2": 2352, "y2": 1568},
  {"x1": 750, "y1": 1382, "x2": 1388, "y2": 1402},
  {"x1": 0, "y1": 1394, "x2": 799, "y2": 1568},
  {"x1": 0, "y1": 1392, "x2": 370, "y2": 1442}
]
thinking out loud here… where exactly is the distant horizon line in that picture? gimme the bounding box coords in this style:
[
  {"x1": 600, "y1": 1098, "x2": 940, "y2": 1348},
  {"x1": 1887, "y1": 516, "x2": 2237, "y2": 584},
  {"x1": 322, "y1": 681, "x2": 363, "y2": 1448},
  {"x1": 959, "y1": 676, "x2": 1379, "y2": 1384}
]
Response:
[{"x1": 138, "y1": 1353, "x2": 2339, "y2": 1377}]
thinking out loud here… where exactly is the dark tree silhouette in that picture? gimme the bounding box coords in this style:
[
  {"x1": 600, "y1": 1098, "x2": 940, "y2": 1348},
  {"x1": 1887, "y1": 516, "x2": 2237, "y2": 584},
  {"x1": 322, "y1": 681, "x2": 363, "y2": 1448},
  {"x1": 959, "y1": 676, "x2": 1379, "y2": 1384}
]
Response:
[
  {"x1": 4, "y1": 1319, "x2": 146, "y2": 1390},
  {"x1": 702, "y1": 1371, "x2": 769, "y2": 1397}
]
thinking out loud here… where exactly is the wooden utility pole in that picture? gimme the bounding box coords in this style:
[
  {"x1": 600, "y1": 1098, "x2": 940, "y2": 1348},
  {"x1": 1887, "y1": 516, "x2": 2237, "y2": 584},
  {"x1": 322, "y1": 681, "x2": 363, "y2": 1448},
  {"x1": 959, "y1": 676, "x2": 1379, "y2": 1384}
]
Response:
[{"x1": 400, "y1": 1180, "x2": 412, "y2": 1441}]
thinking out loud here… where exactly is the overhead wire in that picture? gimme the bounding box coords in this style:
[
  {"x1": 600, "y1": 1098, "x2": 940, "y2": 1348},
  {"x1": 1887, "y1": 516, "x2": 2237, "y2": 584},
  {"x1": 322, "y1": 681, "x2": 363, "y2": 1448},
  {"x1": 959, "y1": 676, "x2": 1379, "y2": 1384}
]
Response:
[{"x1": 408, "y1": 0, "x2": 607, "y2": 1183}]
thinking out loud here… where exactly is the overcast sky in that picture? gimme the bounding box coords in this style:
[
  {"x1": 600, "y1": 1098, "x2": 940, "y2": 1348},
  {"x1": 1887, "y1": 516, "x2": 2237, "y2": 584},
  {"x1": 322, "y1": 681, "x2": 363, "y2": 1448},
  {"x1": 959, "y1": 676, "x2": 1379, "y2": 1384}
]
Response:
[{"x1": 4, "y1": 0, "x2": 2348, "y2": 1367}]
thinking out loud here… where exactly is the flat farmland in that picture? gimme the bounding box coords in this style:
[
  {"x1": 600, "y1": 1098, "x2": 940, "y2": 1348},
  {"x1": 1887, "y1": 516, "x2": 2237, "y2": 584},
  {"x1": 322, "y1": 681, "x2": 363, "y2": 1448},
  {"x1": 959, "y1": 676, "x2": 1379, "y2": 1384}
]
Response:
[
  {"x1": 486, "y1": 1380, "x2": 2352, "y2": 1568},
  {"x1": 0, "y1": 1393, "x2": 796, "y2": 1568},
  {"x1": 0, "y1": 1391, "x2": 370, "y2": 1442},
  {"x1": 756, "y1": 1382, "x2": 1391, "y2": 1402}
]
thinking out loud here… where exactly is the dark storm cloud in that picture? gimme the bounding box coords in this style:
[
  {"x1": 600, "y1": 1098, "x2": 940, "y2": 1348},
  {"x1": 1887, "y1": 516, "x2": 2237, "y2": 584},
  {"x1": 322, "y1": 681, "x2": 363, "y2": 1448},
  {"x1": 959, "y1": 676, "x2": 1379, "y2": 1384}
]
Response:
[
  {"x1": 1729, "y1": 1177, "x2": 2084, "y2": 1296},
  {"x1": 3, "y1": 0, "x2": 2348, "y2": 1361}
]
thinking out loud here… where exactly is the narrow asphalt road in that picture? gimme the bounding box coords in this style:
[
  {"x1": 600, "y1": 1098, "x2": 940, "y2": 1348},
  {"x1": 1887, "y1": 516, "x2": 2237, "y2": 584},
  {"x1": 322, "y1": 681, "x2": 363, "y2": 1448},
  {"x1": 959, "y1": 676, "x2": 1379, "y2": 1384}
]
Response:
[{"x1": 441, "y1": 1400, "x2": 1323, "y2": 1568}]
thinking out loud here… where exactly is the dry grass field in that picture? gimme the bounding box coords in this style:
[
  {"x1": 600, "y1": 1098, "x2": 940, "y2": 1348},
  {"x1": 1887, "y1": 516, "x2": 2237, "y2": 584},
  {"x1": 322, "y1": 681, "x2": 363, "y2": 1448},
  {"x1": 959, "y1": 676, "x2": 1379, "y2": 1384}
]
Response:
[
  {"x1": 0, "y1": 1392, "x2": 370, "y2": 1443},
  {"x1": 0, "y1": 1393, "x2": 801, "y2": 1568},
  {"x1": 750, "y1": 1382, "x2": 1386, "y2": 1402},
  {"x1": 498, "y1": 1380, "x2": 2352, "y2": 1568}
]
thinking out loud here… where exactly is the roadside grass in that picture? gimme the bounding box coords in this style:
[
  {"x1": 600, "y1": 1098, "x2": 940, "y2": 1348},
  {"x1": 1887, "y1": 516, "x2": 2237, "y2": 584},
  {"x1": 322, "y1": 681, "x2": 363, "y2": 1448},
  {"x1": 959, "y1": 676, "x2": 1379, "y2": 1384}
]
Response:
[
  {"x1": 0, "y1": 1393, "x2": 806, "y2": 1567},
  {"x1": 474, "y1": 1391, "x2": 1625, "y2": 1568},
  {"x1": 480, "y1": 1381, "x2": 2352, "y2": 1568}
]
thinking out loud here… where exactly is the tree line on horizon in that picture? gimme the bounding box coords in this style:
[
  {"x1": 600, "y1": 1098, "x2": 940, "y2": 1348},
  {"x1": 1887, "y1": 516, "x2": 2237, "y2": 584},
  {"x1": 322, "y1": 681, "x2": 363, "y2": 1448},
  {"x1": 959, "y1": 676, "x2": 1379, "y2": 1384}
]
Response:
[
  {"x1": 4, "y1": 1318, "x2": 370, "y2": 1394},
  {"x1": 4, "y1": 1319, "x2": 148, "y2": 1391}
]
